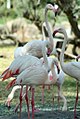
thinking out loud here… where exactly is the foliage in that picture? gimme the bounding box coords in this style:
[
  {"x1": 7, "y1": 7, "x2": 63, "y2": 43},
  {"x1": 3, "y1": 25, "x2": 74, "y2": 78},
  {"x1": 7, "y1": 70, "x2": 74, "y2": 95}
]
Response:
[{"x1": 76, "y1": 0, "x2": 80, "y2": 5}]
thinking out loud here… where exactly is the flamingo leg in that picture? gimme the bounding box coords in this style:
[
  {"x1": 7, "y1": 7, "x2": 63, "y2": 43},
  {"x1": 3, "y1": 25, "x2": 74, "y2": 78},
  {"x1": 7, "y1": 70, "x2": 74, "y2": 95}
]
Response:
[
  {"x1": 14, "y1": 103, "x2": 20, "y2": 113},
  {"x1": 58, "y1": 84, "x2": 60, "y2": 110},
  {"x1": 31, "y1": 87, "x2": 35, "y2": 119},
  {"x1": 48, "y1": 85, "x2": 51, "y2": 90},
  {"x1": 15, "y1": 93, "x2": 26, "y2": 113},
  {"x1": 19, "y1": 86, "x2": 23, "y2": 118},
  {"x1": 42, "y1": 85, "x2": 44, "y2": 105},
  {"x1": 74, "y1": 81, "x2": 79, "y2": 119},
  {"x1": 25, "y1": 85, "x2": 30, "y2": 119}
]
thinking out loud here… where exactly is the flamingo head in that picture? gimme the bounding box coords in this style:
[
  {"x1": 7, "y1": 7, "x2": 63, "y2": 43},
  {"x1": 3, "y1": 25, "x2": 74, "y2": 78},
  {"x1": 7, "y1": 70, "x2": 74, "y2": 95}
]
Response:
[
  {"x1": 76, "y1": 55, "x2": 80, "y2": 61},
  {"x1": 46, "y1": 3, "x2": 59, "y2": 15},
  {"x1": 53, "y1": 27, "x2": 66, "y2": 37},
  {"x1": 5, "y1": 98, "x2": 11, "y2": 110}
]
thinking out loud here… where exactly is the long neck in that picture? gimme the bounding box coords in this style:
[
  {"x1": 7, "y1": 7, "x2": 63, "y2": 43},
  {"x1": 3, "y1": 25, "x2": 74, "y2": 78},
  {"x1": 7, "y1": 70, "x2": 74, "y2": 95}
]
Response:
[
  {"x1": 51, "y1": 61, "x2": 57, "y2": 82},
  {"x1": 11, "y1": 86, "x2": 21, "y2": 95},
  {"x1": 60, "y1": 30, "x2": 68, "y2": 70},
  {"x1": 42, "y1": 43, "x2": 49, "y2": 72},
  {"x1": 45, "y1": 8, "x2": 53, "y2": 46},
  {"x1": 42, "y1": 23, "x2": 46, "y2": 41}
]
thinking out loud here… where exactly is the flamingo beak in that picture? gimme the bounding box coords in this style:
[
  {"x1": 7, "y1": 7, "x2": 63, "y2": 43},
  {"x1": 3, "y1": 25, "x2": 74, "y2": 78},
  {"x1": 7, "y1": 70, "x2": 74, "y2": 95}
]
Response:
[
  {"x1": 56, "y1": 63, "x2": 60, "y2": 74},
  {"x1": 5, "y1": 99, "x2": 11, "y2": 110},
  {"x1": 53, "y1": 30, "x2": 58, "y2": 37},
  {"x1": 76, "y1": 55, "x2": 80, "y2": 62}
]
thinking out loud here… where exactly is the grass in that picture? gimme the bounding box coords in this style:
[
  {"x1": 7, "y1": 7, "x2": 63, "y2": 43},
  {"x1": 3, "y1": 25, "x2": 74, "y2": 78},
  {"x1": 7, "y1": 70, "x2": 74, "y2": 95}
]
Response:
[{"x1": 0, "y1": 45, "x2": 80, "y2": 116}]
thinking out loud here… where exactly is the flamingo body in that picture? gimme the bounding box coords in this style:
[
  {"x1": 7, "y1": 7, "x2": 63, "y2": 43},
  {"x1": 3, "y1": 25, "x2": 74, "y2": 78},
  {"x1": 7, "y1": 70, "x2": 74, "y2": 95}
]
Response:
[{"x1": 62, "y1": 62, "x2": 80, "y2": 80}]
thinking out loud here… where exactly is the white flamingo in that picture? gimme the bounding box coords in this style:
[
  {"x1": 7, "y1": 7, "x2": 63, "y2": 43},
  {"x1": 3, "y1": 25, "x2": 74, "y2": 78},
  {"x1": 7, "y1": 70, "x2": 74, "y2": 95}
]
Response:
[
  {"x1": 53, "y1": 27, "x2": 80, "y2": 119},
  {"x1": 5, "y1": 85, "x2": 27, "y2": 109},
  {"x1": 41, "y1": 56, "x2": 67, "y2": 111},
  {"x1": 3, "y1": 49, "x2": 58, "y2": 119},
  {"x1": 0, "y1": 45, "x2": 45, "y2": 118},
  {"x1": 5, "y1": 57, "x2": 67, "y2": 112},
  {"x1": 41, "y1": 23, "x2": 67, "y2": 110},
  {"x1": 2, "y1": 3, "x2": 59, "y2": 112},
  {"x1": 1, "y1": 38, "x2": 58, "y2": 119},
  {"x1": 14, "y1": 3, "x2": 58, "y2": 59}
]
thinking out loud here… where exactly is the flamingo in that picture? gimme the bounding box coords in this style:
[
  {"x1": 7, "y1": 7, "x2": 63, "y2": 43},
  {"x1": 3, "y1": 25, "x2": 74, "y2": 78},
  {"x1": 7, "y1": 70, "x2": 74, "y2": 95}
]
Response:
[
  {"x1": 2, "y1": 3, "x2": 59, "y2": 113},
  {"x1": 40, "y1": 56, "x2": 67, "y2": 111},
  {"x1": 2, "y1": 45, "x2": 59, "y2": 119},
  {"x1": 1, "y1": 36, "x2": 58, "y2": 118},
  {"x1": 5, "y1": 85, "x2": 27, "y2": 109},
  {"x1": 5, "y1": 57, "x2": 67, "y2": 112},
  {"x1": 53, "y1": 27, "x2": 80, "y2": 119},
  {"x1": 14, "y1": 3, "x2": 58, "y2": 59},
  {"x1": 1, "y1": 44, "x2": 46, "y2": 118},
  {"x1": 41, "y1": 23, "x2": 67, "y2": 110}
]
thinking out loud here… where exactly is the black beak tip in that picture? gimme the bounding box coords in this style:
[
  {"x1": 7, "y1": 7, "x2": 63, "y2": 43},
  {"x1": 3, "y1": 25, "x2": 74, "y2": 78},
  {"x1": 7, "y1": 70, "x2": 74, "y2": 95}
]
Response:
[
  {"x1": 58, "y1": 69, "x2": 60, "y2": 74},
  {"x1": 47, "y1": 53, "x2": 50, "y2": 57},
  {"x1": 53, "y1": 33, "x2": 55, "y2": 37},
  {"x1": 5, "y1": 105, "x2": 11, "y2": 110}
]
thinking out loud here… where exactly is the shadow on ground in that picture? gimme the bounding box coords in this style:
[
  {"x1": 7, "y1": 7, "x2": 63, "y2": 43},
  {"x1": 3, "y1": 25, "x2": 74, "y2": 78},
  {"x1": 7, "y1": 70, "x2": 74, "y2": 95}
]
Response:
[{"x1": 0, "y1": 111, "x2": 80, "y2": 119}]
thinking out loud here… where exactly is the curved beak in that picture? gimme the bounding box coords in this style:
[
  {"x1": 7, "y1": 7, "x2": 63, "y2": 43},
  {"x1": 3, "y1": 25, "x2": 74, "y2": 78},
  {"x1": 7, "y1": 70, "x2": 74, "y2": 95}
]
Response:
[
  {"x1": 53, "y1": 30, "x2": 58, "y2": 37},
  {"x1": 5, "y1": 99, "x2": 11, "y2": 110},
  {"x1": 55, "y1": 62, "x2": 60, "y2": 74}
]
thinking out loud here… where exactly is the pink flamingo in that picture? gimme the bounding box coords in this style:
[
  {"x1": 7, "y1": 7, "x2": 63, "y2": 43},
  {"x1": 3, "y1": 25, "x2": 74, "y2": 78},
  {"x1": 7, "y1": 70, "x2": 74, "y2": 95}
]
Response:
[{"x1": 53, "y1": 27, "x2": 80, "y2": 119}]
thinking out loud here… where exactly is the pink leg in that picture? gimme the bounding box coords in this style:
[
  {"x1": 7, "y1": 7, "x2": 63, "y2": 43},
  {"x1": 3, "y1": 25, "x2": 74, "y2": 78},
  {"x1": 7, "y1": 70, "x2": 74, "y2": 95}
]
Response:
[
  {"x1": 31, "y1": 87, "x2": 35, "y2": 119},
  {"x1": 48, "y1": 85, "x2": 51, "y2": 90},
  {"x1": 25, "y1": 85, "x2": 30, "y2": 119},
  {"x1": 42, "y1": 85, "x2": 45, "y2": 105},
  {"x1": 14, "y1": 103, "x2": 20, "y2": 113},
  {"x1": 58, "y1": 84, "x2": 60, "y2": 110},
  {"x1": 19, "y1": 86, "x2": 23, "y2": 118},
  {"x1": 74, "y1": 81, "x2": 79, "y2": 119}
]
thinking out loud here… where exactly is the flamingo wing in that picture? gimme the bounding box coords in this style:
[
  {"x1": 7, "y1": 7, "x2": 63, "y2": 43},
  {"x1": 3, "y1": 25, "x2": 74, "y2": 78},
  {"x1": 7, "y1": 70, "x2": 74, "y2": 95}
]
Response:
[
  {"x1": 72, "y1": 62, "x2": 80, "y2": 69},
  {"x1": 15, "y1": 65, "x2": 48, "y2": 85}
]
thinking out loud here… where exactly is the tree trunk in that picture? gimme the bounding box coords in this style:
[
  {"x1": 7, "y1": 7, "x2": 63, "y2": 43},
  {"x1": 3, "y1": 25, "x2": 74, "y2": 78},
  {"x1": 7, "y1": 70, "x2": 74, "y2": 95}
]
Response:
[
  {"x1": 64, "y1": 10, "x2": 80, "y2": 38},
  {"x1": 56, "y1": 0, "x2": 80, "y2": 55}
]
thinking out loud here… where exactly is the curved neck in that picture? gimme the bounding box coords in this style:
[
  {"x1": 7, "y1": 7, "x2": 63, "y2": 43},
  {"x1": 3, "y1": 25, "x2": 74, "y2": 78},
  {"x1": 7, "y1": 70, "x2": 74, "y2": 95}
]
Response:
[
  {"x1": 51, "y1": 61, "x2": 57, "y2": 82},
  {"x1": 60, "y1": 30, "x2": 68, "y2": 69},
  {"x1": 44, "y1": 8, "x2": 53, "y2": 46},
  {"x1": 11, "y1": 86, "x2": 21, "y2": 95},
  {"x1": 42, "y1": 43, "x2": 49, "y2": 71},
  {"x1": 42, "y1": 23, "x2": 46, "y2": 41}
]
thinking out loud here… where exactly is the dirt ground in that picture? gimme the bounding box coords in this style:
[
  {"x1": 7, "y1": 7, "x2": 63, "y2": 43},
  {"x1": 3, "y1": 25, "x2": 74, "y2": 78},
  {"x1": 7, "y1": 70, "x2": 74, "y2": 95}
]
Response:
[{"x1": 0, "y1": 111, "x2": 80, "y2": 119}]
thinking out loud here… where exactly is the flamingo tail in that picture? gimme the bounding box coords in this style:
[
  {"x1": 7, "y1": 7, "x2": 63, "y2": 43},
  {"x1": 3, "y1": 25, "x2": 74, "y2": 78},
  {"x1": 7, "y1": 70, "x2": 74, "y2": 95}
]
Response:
[
  {"x1": 2, "y1": 70, "x2": 13, "y2": 81},
  {"x1": 2, "y1": 68, "x2": 19, "y2": 81}
]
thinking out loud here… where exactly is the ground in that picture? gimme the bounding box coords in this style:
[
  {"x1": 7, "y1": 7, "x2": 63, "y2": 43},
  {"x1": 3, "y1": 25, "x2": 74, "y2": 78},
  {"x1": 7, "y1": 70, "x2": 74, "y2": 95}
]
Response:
[{"x1": 0, "y1": 110, "x2": 80, "y2": 119}]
